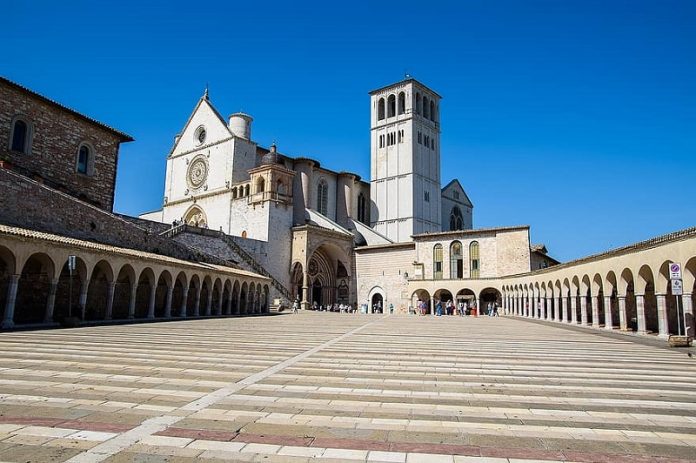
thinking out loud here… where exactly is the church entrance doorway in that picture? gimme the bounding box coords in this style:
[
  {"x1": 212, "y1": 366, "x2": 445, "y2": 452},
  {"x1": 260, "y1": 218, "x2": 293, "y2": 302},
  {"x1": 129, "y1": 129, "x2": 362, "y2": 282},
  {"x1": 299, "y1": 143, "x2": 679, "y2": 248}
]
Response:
[
  {"x1": 371, "y1": 293, "x2": 383, "y2": 313},
  {"x1": 312, "y1": 280, "x2": 322, "y2": 308}
]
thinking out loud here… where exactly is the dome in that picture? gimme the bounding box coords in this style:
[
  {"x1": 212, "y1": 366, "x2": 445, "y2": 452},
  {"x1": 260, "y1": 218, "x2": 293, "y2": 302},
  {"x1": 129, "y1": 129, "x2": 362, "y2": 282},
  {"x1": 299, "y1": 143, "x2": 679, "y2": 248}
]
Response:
[{"x1": 261, "y1": 143, "x2": 281, "y2": 165}]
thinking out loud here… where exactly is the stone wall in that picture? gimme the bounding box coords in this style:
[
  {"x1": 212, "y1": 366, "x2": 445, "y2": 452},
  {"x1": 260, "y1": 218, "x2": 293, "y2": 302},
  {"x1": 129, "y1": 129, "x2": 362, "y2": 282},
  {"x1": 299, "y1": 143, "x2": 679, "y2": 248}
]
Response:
[
  {"x1": 0, "y1": 169, "x2": 229, "y2": 266},
  {"x1": 0, "y1": 79, "x2": 129, "y2": 211},
  {"x1": 355, "y1": 243, "x2": 415, "y2": 312}
]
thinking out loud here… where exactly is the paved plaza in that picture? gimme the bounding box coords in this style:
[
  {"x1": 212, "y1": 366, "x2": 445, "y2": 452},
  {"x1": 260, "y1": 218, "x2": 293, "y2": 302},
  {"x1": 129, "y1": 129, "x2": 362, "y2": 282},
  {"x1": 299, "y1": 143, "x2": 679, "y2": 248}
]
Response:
[{"x1": 0, "y1": 314, "x2": 695, "y2": 463}]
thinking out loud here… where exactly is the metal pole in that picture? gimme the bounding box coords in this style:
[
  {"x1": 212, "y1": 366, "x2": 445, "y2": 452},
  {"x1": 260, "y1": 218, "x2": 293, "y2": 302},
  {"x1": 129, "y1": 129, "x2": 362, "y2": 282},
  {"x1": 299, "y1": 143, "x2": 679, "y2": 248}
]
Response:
[{"x1": 68, "y1": 267, "x2": 73, "y2": 319}]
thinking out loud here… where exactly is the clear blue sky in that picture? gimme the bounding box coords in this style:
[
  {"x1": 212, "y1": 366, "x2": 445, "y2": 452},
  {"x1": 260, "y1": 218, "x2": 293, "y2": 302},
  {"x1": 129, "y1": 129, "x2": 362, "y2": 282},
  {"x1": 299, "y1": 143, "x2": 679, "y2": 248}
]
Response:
[{"x1": 3, "y1": 0, "x2": 695, "y2": 262}]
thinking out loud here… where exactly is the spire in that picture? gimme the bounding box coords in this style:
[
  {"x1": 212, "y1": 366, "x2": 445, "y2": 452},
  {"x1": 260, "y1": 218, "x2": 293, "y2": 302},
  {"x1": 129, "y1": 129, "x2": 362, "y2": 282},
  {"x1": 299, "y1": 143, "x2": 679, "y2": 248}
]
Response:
[{"x1": 203, "y1": 83, "x2": 209, "y2": 100}]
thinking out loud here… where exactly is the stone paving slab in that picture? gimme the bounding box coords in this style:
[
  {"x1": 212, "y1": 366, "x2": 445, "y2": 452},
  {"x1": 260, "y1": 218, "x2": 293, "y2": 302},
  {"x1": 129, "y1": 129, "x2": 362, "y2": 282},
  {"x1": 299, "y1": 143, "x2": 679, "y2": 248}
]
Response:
[{"x1": 0, "y1": 313, "x2": 695, "y2": 462}]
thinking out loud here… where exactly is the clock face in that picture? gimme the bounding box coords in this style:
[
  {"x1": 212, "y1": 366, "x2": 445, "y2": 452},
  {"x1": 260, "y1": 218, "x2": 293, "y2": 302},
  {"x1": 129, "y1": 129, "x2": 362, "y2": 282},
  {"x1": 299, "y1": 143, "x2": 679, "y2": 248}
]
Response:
[{"x1": 187, "y1": 156, "x2": 208, "y2": 189}]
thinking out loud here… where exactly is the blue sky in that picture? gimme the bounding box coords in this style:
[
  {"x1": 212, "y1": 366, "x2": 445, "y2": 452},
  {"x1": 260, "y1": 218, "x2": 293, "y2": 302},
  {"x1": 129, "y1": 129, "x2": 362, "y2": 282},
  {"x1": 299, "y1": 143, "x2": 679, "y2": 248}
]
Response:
[{"x1": 3, "y1": 0, "x2": 695, "y2": 262}]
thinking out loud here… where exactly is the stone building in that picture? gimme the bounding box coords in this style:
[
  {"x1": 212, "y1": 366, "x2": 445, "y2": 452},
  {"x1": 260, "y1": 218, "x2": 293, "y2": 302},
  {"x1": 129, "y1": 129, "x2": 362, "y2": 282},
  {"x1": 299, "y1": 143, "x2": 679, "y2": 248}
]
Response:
[
  {"x1": 0, "y1": 77, "x2": 270, "y2": 329},
  {"x1": 137, "y1": 77, "x2": 557, "y2": 311}
]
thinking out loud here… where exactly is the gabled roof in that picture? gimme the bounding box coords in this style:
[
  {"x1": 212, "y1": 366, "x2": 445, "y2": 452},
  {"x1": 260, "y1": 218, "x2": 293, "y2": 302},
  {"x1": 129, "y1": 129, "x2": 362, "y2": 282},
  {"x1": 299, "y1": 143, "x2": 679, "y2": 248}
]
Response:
[
  {"x1": 441, "y1": 179, "x2": 474, "y2": 207},
  {"x1": 169, "y1": 91, "x2": 232, "y2": 154},
  {"x1": 1, "y1": 76, "x2": 133, "y2": 142}
]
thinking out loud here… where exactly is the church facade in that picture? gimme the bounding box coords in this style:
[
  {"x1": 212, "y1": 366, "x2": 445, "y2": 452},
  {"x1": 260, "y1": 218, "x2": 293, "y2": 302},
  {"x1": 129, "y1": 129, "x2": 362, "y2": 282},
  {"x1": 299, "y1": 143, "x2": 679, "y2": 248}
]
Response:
[{"x1": 140, "y1": 77, "x2": 544, "y2": 311}]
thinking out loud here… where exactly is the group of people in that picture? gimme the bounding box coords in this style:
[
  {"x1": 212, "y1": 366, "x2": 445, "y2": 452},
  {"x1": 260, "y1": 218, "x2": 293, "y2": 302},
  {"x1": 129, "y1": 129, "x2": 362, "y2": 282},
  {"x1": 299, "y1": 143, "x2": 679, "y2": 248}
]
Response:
[
  {"x1": 291, "y1": 299, "x2": 357, "y2": 314},
  {"x1": 414, "y1": 299, "x2": 499, "y2": 317}
]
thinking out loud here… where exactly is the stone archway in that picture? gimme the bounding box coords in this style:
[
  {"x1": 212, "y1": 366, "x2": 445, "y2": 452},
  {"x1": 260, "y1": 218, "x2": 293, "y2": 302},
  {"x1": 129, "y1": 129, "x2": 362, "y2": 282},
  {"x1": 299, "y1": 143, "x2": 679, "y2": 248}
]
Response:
[{"x1": 184, "y1": 205, "x2": 207, "y2": 228}]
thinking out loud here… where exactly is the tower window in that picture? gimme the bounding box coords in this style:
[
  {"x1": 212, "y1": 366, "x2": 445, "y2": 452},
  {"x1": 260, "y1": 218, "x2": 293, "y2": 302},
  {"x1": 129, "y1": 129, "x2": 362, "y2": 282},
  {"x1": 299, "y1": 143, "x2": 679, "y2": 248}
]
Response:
[
  {"x1": 377, "y1": 98, "x2": 385, "y2": 120},
  {"x1": 387, "y1": 94, "x2": 396, "y2": 118},
  {"x1": 430, "y1": 101, "x2": 436, "y2": 122},
  {"x1": 416, "y1": 93, "x2": 422, "y2": 115},
  {"x1": 317, "y1": 180, "x2": 328, "y2": 215},
  {"x1": 10, "y1": 117, "x2": 32, "y2": 154},
  {"x1": 423, "y1": 97, "x2": 430, "y2": 119},
  {"x1": 398, "y1": 92, "x2": 406, "y2": 115},
  {"x1": 424, "y1": 191, "x2": 430, "y2": 202},
  {"x1": 417, "y1": 132, "x2": 422, "y2": 144}
]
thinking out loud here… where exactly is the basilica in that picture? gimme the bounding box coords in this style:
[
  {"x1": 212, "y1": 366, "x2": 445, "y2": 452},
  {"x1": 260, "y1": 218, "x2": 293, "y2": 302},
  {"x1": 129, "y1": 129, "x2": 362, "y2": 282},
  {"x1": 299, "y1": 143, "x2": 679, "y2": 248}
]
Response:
[{"x1": 139, "y1": 78, "x2": 555, "y2": 311}]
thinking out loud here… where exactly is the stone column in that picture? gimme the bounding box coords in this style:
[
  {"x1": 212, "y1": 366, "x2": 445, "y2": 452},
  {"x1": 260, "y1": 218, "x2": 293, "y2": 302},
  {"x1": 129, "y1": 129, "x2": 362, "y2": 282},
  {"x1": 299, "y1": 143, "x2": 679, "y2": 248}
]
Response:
[
  {"x1": 430, "y1": 297, "x2": 435, "y2": 316},
  {"x1": 147, "y1": 284, "x2": 156, "y2": 319},
  {"x1": 618, "y1": 296, "x2": 627, "y2": 331},
  {"x1": 580, "y1": 297, "x2": 588, "y2": 325},
  {"x1": 217, "y1": 294, "x2": 224, "y2": 315},
  {"x1": 128, "y1": 285, "x2": 137, "y2": 319},
  {"x1": 164, "y1": 286, "x2": 173, "y2": 318},
  {"x1": 561, "y1": 296, "x2": 568, "y2": 323},
  {"x1": 206, "y1": 293, "x2": 213, "y2": 316},
  {"x1": 528, "y1": 295, "x2": 533, "y2": 317},
  {"x1": 541, "y1": 297, "x2": 547, "y2": 320},
  {"x1": 591, "y1": 296, "x2": 600, "y2": 328},
  {"x1": 179, "y1": 286, "x2": 189, "y2": 317},
  {"x1": 105, "y1": 283, "x2": 116, "y2": 320},
  {"x1": 79, "y1": 283, "x2": 88, "y2": 320},
  {"x1": 44, "y1": 279, "x2": 59, "y2": 324},
  {"x1": 604, "y1": 295, "x2": 613, "y2": 330},
  {"x1": 1, "y1": 275, "x2": 20, "y2": 329},
  {"x1": 555, "y1": 296, "x2": 561, "y2": 322},
  {"x1": 682, "y1": 294, "x2": 693, "y2": 337},
  {"x1": 656, "y1": 294, "x2": 669, "y2": 339},
  {"x1": 194, "y1": 286, "x2": 201, "y2": 316},
  {"x1": 225, "y1": 294, "x2": 233, "y2": 315},
  {"x1": 570, "y1": 296, "x2": 578, "y2": 324},
  {"x1": 546, "y1": 297, "x2": 553, "y2": 321},
  {"x1": 301, "y1": 271, "x2": 309, "y2": 311},
  {"x1": 513, "y1": 296, "x2": 517, "y2": 315},
  {"x1": 635, "y1": 294, "x2": 647, "y2": 335}
]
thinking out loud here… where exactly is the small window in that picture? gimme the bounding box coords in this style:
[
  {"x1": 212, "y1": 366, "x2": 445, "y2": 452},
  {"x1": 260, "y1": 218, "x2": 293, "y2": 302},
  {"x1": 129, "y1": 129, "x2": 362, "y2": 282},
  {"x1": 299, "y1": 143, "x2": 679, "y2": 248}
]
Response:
[
  {"x1": 398, "y1": 92, "x2": 406, "y2": 115},
  {"x1": 194, "y1": 126, "x2": 206, "y2": 145},
  {"x1": 317, "y1": 180, "x2": 328, "y2": 215},
  {"x1": 416, "y1": 93, "x2": 422, "y2": 115},
  {"x1": 424, "y1": 191, "x2": 430, "y2": 202},
  {"x1": 470, "y1": 241, "x2": 480, "y2": 278},
  {"x1": 387, "y1": 94, "x2": 396, "y2": 118},
  {"x1": 377, "y1": 98, "x2": 385, "y2": 120},
  {"x1": 423, "y1": 97, "x2": 430, "y2": 119},
  {"x1": 433, "y1": 244, "x2": 443, "y2": 279},
  {"x1": 10, "y1": 117, "x2": 32, "y2": 154},
  {"x1": 430, "y1": 101, "x2": 436, "y2": 122},
  {"x1": 77, "y1": 145, "x2": 90, "y2": 174}
]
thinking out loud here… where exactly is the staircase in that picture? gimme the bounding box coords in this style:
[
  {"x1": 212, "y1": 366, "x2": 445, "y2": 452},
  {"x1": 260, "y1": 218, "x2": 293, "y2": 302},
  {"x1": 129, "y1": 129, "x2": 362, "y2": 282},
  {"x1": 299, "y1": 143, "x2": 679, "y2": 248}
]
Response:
[
  {"x1": 159, "y1": 224, "x2": 292, "y2": 300},
  {"x1": 218, "y1": 233, "x2": 292, "y2": 300}
]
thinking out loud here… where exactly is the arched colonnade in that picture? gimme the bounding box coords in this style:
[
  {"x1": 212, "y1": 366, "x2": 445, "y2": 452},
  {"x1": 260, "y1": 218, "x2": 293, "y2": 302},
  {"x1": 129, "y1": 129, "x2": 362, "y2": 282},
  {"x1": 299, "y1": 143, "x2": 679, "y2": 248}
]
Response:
[{"x1": 0, "y1": 232, "x2": 270, "y2": 329}]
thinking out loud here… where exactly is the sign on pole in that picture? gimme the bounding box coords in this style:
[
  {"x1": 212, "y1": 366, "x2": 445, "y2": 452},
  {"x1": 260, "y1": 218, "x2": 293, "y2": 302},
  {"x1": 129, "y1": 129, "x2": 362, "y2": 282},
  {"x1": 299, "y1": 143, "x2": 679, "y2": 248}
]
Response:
[
  {"x1": 669, "y1": 262, "x2": 682, "y2": 280},
  {"x1": 671, "y1": 279, "x2": 683, "y2": 296}
]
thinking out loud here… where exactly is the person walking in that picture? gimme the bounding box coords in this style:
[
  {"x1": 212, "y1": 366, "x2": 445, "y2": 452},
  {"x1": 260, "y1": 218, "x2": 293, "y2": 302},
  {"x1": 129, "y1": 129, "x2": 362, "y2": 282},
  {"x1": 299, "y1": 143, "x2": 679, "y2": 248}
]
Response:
[
  {"x1": 436, "y1": 300, "x2": 443, "y2": 316},
  {"x1": 292, "y1": 297, "x2": 300, "y2": 314}
]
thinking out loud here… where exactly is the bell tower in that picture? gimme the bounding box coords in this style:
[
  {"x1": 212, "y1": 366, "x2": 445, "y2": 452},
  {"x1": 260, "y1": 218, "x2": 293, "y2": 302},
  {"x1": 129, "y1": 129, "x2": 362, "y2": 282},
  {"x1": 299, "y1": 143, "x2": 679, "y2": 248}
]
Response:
[{"x1": 369, "y1": 77, "x2": 442, "y2": 242}]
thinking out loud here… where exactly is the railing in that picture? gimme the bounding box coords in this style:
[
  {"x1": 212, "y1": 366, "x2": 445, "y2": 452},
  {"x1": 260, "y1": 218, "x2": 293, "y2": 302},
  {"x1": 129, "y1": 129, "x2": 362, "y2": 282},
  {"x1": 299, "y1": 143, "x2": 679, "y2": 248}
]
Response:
[
  {"x1": 218, "y1": 234, "x2": 292, "y2": 299},
  {"x1": 158, "y1": 223, "x2": 188, "y2": 238},
  {"x1": 247, "y1": 191, "x2": 292, "y2": 204}
]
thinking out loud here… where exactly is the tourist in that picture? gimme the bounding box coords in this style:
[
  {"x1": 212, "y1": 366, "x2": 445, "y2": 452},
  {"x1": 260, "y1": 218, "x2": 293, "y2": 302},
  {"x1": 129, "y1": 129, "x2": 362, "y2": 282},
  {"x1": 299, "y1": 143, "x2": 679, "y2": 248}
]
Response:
[
  {"x1": 292, "y1": 298, "x2": 300, "y2": 314},
  {"x1": 389, "y1": 303, "x2": 394, "y2": 314},
  {"x1": 436, "y1": 300, "x2": 443, "y2": 316}
]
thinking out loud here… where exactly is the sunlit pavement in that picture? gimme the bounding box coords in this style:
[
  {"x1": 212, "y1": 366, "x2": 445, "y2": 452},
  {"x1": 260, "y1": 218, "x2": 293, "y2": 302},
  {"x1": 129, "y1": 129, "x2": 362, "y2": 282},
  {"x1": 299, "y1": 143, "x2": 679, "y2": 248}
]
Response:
[{"x1": 0, "y1": 312, "x2": 695, "y2": 462}]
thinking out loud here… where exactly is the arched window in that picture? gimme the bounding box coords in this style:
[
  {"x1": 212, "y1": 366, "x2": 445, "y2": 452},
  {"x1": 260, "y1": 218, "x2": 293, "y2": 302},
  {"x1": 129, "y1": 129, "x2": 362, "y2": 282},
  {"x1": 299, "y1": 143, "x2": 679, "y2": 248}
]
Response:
[
  {"x1": 377, "y1": 98, "x2": 385, "y2": 120},
  {"x1": 76, "y1": 144, "x2": 92, "y2": 175},
  {"x1": 433, "y1": 244, "x2": 443, "y2": 279},
  {"x1": 449, "y1": 206, "x2": 463, "y2": 231},
  {"x1": 450, "y1": 241, "x2": 463, "y2": 279},
  {"x1": 276, "y1": 179, "x2": 286, "y2": 196},
  {"x1": 232, "y1": 187, "x2": 238, "y2": 199},
  {"x1": 357, "y1": 192, "x2": 367, "y2": 223},
  {"x1": 423, "y1": 97, "x2": 430, "y2": 119},
  {"x1": 317, "y1": 180, "x2": 328, "y2": 215},
  {"x1": 185, "y1": 206, "x2": 207, "y2": 228},
  {"x1": 398, "y1": 92, "x2": 406, "y2": 115},
  {"x1": 470, "y1": 241, "x2": 480, "y2": 278},
  {"x1": 244, "y1": 184, "x2": 250, "y2": 196},
  {"x1": 256, "y1": 176, "x2": 265, "y2": 193},
  {"x1": 10, "y1": 117, "x2": 31, "y2": 154},
  {"x1": 416, "y1": 93, "x2": 422, "y2": 115},
  {"x1": 387, "y1": 94, "x2": 396, "y2": 118},
  {"x1": 430, "y1": 101, "x2": 436, "y2": 122}
]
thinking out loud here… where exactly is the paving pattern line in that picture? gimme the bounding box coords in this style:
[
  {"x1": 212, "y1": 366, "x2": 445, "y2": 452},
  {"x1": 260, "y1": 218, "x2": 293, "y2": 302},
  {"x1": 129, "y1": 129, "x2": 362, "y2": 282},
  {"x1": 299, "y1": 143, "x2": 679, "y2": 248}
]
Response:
[{"x1": 63, "y1": 315, "x2": 388, "y2": 463}]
